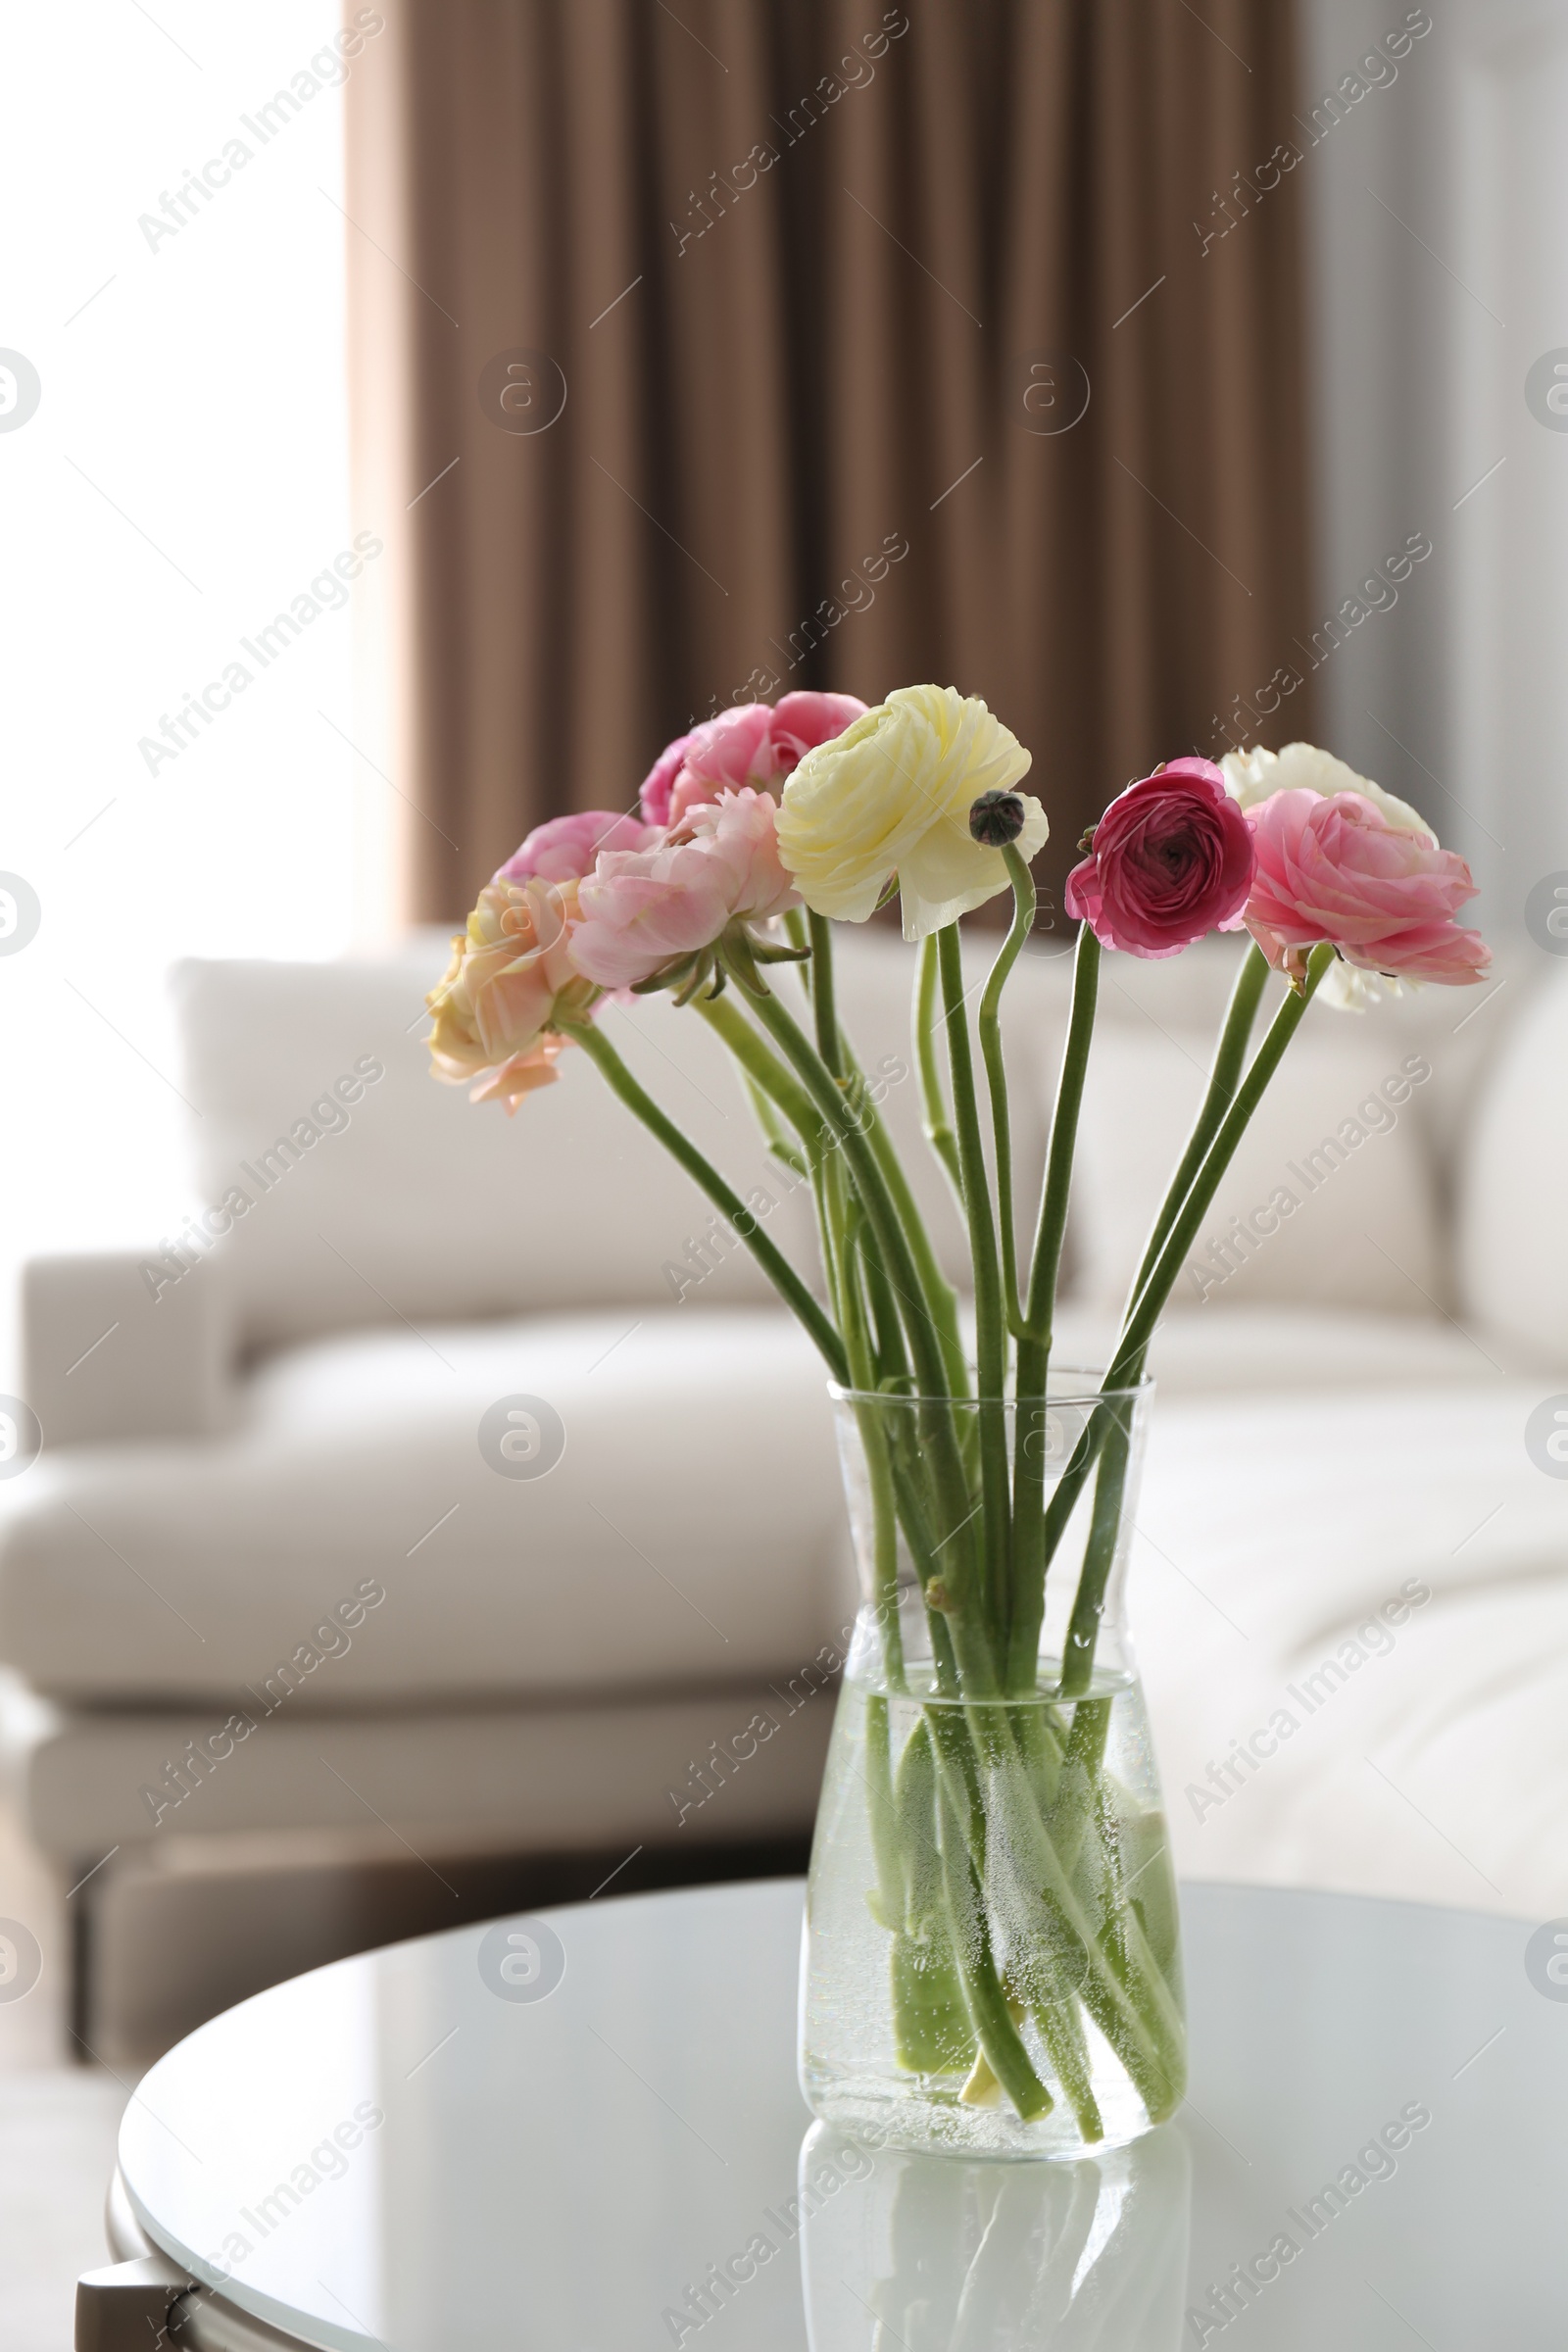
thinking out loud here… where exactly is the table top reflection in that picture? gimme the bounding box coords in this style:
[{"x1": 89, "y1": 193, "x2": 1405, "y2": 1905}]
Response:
[{"x1": 119, "y1": 1880, "x2": 1568, "y2": 2350}]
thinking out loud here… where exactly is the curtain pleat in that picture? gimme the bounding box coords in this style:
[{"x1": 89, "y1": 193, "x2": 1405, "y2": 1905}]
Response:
[{"x1": 345, "y1": 0, "x2": 1314, "y2": 922}]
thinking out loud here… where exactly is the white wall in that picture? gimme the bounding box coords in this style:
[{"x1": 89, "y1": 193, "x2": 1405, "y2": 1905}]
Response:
[{"x1": 1299, "y1": 0, "x2": 1568, "y2": 933}]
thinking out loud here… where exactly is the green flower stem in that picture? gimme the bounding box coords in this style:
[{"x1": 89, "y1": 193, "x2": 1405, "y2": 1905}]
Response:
[
  {"x1": 941, "y1": 1706, "x2": 1174, "y2": 2119},
  {"x1": 859, "y1": 1424, "x2": 906, "y2": 1691},
  {"x1": 740, "y1": 1074, "x2": 808, "y2": 1178},
  {"x1": 1052, "y1": 943, "x2": 1336, "y2": 1674},
  {"x1": 808, "y1": 910, "x2": 843, "y2": 1073},
  {"x1": 937, "y1": 925, "x2": 1011, "y2": 1648},
  {"x1": 742, "y1": 983, "x2": 998, "y2": 1689},
  {"x1": 893, "y1": 1717, "x2": 945, "y2": 1934},
  {"x1": 1112, "y1": 939, "x2": 1333, "y2": 1381},
  {"x1": 832, "y1": 1190, "x2": 873, "y2": 1386},
  {"x1": 1022, "y1": 921, "x2": 1102, "y2": 1343},
  {"x1": 1122, "y1": 939, "x2": 1271, "y2": 1321},
  {"x1": 1100, "y1": 1894, "x2": 1188, "y2": 2103},
  {"x1": 1030, "y1": 1989, "x2": 1104, "y2": 2144},
  {"x1": 849, "y1": 1054, "x2": 969, "y2": 1400},
  {"x1": 931, "y1": 1724, "x2": 1054, "y2": 2120},
  {"x1": 863, "y1": 1694, "x2": 906, "y2": 1926},
  {"x1": 915, "y1": 934, "x2": 965, "y2": 1206},
  {"x1": 747, "y1": 973, "x2": 1001, "y2": 1693},
  {"x1": 894, "y1": 1670, "x2": 1178, "y2": 2127},
  {"x1": 837, "y1": 1207, "x2": 908, "y2": 1695},
  {"x1": 744, "y1": 987, "x2": 949, "y2": 1398},
  {"x1": 1125, "y1": 1902, "x2": 1188, "y2": 2073},
  {"x1": 700, "y1": 992, "x2": 955, "y2": 1402},
  {"x1": 885, "y1": 1441, "x2": 963, "y2": 1698},
  {"x1": 563, "y1": 1018, "x2": 848, "y2": 1385},
  {"x1": 1043, "y1": 1704, "x2": 1104, "y2": 1886},
  {"x1": 819, "y1": 1138, "x2": 858, "y2": 1335},
  {"x1": 851, "y1": 1217, "x2": 912, "y2": 1389},
  {"x1": 695, "y1": 995, "x2": 825, "y2": 1158},
  {"x1": 1006, "y1": 923, "x2": 1101, "y2": 1693},
  {"x1": 978, "y1": 846, "x2": 1037, "y2": 1336},
  {"x1": 1059, "y1": 1415, "x2": 1132, "y2": 1698}
]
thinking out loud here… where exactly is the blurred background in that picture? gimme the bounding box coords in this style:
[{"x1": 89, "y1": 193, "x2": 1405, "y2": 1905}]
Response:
[
  {"x1": 7, "y1": 0, "x2": 1565, "y2": 1388},
  {"x1": 4, "y1": 3, "x2": 1568, "y2": 2336}
]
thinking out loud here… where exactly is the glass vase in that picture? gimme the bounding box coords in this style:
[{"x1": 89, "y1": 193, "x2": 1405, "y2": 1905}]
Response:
[{"x1": 800, "y1": 1375, "x2": 1185, "y2": 2160}]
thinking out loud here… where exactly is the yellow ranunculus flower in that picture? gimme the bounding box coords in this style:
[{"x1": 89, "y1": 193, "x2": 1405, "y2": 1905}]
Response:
[{"x1": 774, "y1": 685, "x2": 1048, "y2": 940}]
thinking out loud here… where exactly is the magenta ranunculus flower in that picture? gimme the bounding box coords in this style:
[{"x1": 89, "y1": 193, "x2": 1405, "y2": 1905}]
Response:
[
  {"x1": 639, "y1": 692, "x2": 867, "y2": 825},
  {"x1": 569, "y1": 788, "x2": 800, "y2": 990},
  {"x1": 1064, "y1": 758, "x2": 1255, "y2": 957},
  {"x1": 1244, "y1": 788, "x2": 1491, "y2": 986},
  {"x1": 495, "y1": 809, "x2": 659, "y2": 886}
]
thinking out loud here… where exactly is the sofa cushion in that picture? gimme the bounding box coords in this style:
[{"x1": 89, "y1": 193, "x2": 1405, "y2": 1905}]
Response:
[
  {"x1": 172, "y1": 930, "x2": 1075, "y2": 1352},
  {"x1": 1071, "y1": 1016, "x2": 1446, "y2": 1315},
  {"x1": 0, "y1": 1310, "x2": 848, "y2": 1706},
  {"x1": 172, "y1": 941, "x2": 787, "y2": 1349},
  {"x1": 1457, "y1": 962, "x2": 1568, "y2": 1358}
]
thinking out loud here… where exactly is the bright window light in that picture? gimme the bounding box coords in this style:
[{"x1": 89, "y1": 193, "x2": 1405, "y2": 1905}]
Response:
[{"x1": 0, "y1": 3, "x2": 370, "y2": 1372}]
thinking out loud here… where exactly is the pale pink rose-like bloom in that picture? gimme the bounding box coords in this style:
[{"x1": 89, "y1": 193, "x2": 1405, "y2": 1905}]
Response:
[
  {"x1": 569, "y1": 788, "x2": 801, "y2": 989},
  {"x1": 1245, "y1": 789, "x2": 1491, "y2": 986},
  {"x1": 494, "y1": 809, "x2": 659, "y2": 885},
  {"x1": 640, "y1": 692, "x2": 867, "y2": 824},
  {"x1": 683, "y1": 788, "x2": 802, "y2": 919},
  {"x1": 427, "y1": 876, "x2": 598, "y2": 1112}
]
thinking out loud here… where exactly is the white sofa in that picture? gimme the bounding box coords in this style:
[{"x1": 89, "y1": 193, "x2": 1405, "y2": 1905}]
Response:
[{"x1": 3, "y1": 925, "x2": 1564, "y2": 2049}]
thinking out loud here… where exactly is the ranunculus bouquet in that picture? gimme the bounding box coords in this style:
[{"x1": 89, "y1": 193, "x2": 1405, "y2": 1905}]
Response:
[{"x1": 428, "y1": 689, "x2": 1489, "y2": 2156}]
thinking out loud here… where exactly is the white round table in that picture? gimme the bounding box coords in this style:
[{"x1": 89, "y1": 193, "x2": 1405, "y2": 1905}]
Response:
[{"x1": 78, "y1": 1880, "x2": 1568, "y2": 2349}]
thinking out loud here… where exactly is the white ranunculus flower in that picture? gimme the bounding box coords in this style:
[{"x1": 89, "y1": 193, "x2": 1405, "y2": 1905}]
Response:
[
  {"x1": 775, "y1": 685, "x2": 1049, "y2": 940},
  {"x1": 1221, "y1": 743, "x2": 1433, "y2": 1012},
  {"x1": 1311, "y1": 959, "x2": 1410, "y2": 1013},
  {"x1": 1219, "y1": 742, "x2": 1433, "y2": 840}
]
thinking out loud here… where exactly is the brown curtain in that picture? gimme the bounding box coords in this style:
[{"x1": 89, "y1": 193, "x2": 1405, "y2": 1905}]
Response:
[{"x1": 345, "y1": 0, "x2": 1314, "y2": 924}]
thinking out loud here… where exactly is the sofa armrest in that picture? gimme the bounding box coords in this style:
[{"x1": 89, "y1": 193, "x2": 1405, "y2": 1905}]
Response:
[{"x1": 22, "y1": 1250, "x2": 235, "y2": 1447}]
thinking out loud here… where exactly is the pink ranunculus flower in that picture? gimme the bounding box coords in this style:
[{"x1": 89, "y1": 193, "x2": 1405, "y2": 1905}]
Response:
[
  {"x1": 640, "y1": 692, "x2": 868, "y2": 825},
  {"x1": 1064, "y1": 758, "x2": 1256, "y2": 957},
  {"x1": 665, "y1": 704, "x2": 776, "y2": 824},
  {"x1": 569, "y1": 788, "x2": 801, "y2": 990},
  {"x1": 426, "y1": 875, "x2": 598, "y2": 1112},
  {"x1": 683, "y1": 788, "x2": 802, "y2": 920},
  {"x1": 639, "y1": 726, "x2": 703, "y2": 828},
  {"x1": 768, "y1": 690, "x2": 871, "y2": 772},
  {"x1": 1244, "y1": 788, "x2": 1491, "y2": 986},
  {"x1": 495, "y1": 809, "x2": 660, "y2": 885}
]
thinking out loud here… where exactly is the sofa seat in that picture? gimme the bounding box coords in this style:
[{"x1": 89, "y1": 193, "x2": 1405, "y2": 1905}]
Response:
[
  {"x1": 4, "y1": 1294, "x2": 1557, "y2": 1903},
  {"x1": 1063, "y1": 1300, "x2": 1544, "y2": 1394},
  {"x1": 0, "y1": 1309, "x2": 844, "y2": 1708},
  {"x1": 1135, "y1": 1383, "x2": 1568, "y2": 1922},
  {"x1": 0, "y1": 1300, "x2": 1524, "y2": 1712},
  {"x1": 0, "y1": 1672, "x2": 840, "y2": 1861}
]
